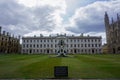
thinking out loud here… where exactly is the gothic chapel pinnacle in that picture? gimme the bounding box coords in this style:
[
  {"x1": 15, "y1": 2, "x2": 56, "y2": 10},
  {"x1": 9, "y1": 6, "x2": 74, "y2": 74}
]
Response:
[{"x1": 104, "y1": 12, "x2": 120, "y2": 54}]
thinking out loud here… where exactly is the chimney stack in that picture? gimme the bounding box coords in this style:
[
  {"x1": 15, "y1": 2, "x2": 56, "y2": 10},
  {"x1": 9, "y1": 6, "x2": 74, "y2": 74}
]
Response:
[
  {"x1": 7, "y1": 32, "x2": 9, "y2": 36},
  {"x1": 3, "y1": 31, "x2": 6, "y2": 35}
]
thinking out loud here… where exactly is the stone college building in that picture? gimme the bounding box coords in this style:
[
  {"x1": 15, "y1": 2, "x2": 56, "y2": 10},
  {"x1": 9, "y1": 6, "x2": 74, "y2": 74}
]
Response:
[
  {"x1": 0, "y1": 26, "x2": 21, "y2": 53},
  {"x1": 22, "y1": 34, "x2": 102, "y2": 54},
  {"x1": 104, "y1": 12, "x2": 120, "y2": 54}
]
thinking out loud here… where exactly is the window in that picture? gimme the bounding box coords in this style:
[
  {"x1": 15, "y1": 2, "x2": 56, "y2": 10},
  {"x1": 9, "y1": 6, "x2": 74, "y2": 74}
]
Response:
[
  {"x1": 95, "y1": 44, "x2": 97, "y2": 47},
  {"x1": 55, "y1": 40, "x2": 57, "y2": 42},
  {"x1": 44, "y1": 40, "x2": 46, "y2": 42},
  {"x1": 81, "y1": 49, "x2": 83, "y2": 52},
  {"x1": 92, "y1": 39, "x2": 93, "y2": 42},
  {"x1": 78, "y1": 44, "x2": 79, "y2": 47},
  {"x1": 81, "y1": 39, "x2": 83, "y2": 42},
  {"x1": 37, "y1": 40, "x2": 39, "y2": 42},
  {"x1": 88, "y1": 39, "x2": 90, "y2": 42},
  {"x1": 55, "y1": 44, "x2": 57, "y2": 47},
  {"x1": 99, "y1": 39, "x2": 101, "y2": 42},
  {"x1": 99, "y1": 44, "x2": 101, "y2": 47},
  {"x1": 95, "y1": 39, "x2": 97, "y2": 42},
  {"x1": 37, "y1": 44, "x2": 39, "y2": 48},
  {"x1": 74, "y1": 44, "x2": 76, "y2": 47},
  {"x1": 44, "y1": 44, "x2": 46, "y2": 47},
  {"x1": 23, "y1": 40, "x2": 25, "y2": 43},
  {"x1": 47, "y1": 40, "x2": 49, "y2": 42},
  {"x1": 40, "y1": 44, "x2": 42, "y2": 48},
  {"x1": 26, "y1": 44, "x2": 28, "y2": 48},
  {"x1": 33, "y1": 44, "x2": 35, "y2": 47},
  {"x1": 74, "y1": 39, "x2": 76, "y2": 42},
  {"x1": 66, "y1": 39, "x2": 68, "y2": 42},
  {"x1": 30, "y1": 40, "x2": 32, "y2": 42},
  {"x1": 92, "y1": 44, "x2": 94, "y2": 47},
  {"x1": 47, "y1": 44, "x2": 49, "y2": 48},
  {"x1": 37, "y1": 49, "x2": 39, "y2": 53},
  {"x1": 71, "y1": 44, "x2": 72, "y2": 47},
  {"x1": 23, "y1": 44, "x2": 25, "y2": 48},
  {"x1": 81, "y1": 44, "x2": 83, "y2": 47},
  {"x1": 85, "y1": 44, "x2": 87, "y2": 47}
]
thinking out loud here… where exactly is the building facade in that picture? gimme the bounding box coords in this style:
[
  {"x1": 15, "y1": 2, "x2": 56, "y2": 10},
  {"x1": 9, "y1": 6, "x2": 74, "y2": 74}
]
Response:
[
  {"x1": 104, "y1": 12, "x2": 120, "y2": 54},
  {"x1": 22, "y1": 34, "x2": 102, "y2": 54},
  {"x1": 0, "y1": 26, "x2": 21, "y2": 54}
]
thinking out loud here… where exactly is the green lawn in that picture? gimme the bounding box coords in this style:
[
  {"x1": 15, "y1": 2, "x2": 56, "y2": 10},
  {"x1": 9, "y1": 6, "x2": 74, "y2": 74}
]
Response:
[{"x1": 0, "y1": 54, "x2": 120, "y2": 79}]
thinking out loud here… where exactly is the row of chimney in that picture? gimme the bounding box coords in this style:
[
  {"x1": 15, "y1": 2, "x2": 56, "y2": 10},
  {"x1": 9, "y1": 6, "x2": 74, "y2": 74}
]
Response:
[
  {"x1": 0, "y1": 26, "x2": 11, "y2": 36},
  {"x1": 0, "y1": 26, "x2": 20, "y2": 39}
]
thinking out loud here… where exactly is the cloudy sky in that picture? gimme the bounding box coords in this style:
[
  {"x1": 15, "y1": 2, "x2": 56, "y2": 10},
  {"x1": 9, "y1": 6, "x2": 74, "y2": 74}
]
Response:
[{"x1": 0, "y1": 0, "x2": 120, "y2": 44}]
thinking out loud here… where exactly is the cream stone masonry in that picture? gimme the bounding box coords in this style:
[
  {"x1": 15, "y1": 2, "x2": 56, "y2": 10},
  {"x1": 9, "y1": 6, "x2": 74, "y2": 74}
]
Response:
[
  {"x1": 22, "y1": 34, "x2": 102, "y2": 54},
  {"x1": 0, "y1": 26, "x2": 21, "y2": 53}
]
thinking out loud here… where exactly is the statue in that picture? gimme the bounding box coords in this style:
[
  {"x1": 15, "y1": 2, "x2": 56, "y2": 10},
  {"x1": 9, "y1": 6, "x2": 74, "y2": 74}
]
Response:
[{"x1": 57, "y1": 39, "x2": 67, "y2": 57}]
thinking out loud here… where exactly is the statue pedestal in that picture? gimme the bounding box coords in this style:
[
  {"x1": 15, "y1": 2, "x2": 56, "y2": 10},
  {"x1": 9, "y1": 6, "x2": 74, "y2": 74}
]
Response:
[{"x1": 57, "y1": 53, "x2": 67, "y2": 57}]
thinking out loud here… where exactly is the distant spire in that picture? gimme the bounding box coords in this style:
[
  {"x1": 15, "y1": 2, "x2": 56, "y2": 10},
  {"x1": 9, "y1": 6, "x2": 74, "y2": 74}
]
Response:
[
  {"x1": 117, "y1": 13, "x2": 119, "y2": 20},
  {"x1": 111, "y1": 17, "x2": 114, "y2": 23},
  {"x1": 104, "y1": 11, "x2": 109, "y2": 24},
  {"x1": 18, "y1": 35, "x2": 21, "y2": 39}
]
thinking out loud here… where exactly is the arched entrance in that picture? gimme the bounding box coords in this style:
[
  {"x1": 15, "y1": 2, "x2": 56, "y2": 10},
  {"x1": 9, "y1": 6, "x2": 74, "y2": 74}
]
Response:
[
  {"x1": 92, "y1": 49, "x2": 94, "y2": 54},
  {"x1": 47, "y1": 49, "x2": 49, "y2": 54},
  {"x1": 113, "y1": 48, "x2": 116, "y2": 54}
]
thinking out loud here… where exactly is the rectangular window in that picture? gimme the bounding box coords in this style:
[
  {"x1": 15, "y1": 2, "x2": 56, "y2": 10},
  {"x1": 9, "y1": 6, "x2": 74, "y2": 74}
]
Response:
[
  {"x1": 37, "y1": 40, "x2": 39, "y2": 42},
  {"x1": 40, "y1": 44, "x2": 42, "y2": 48},
  {"x1": 71, "y1": 44, "x2": 72, "y2": 47},
  {"x1": 95, "y1": 44, "x2": 97, "y2": 47},
  {"x1": 37, "y1": 44, "x2": 39, "y2": 48},
  {"x1": 23, "y1": 44, "x2": 25, "y2": 48},
  {"x1": 78, "y1": 44, "x2": 79, "y2": 47},
  {"x1": 33, "y1": 44, "x2": 35, "y2": 47},
  {"x1": 81, "y1": 44, "x2": 83, "y2": 47},
  {"x1": 92, "y1": 44, "x2": 94, "y2": 47},
  {"x1": 88, "y1": 39, "x2": 90, "y2": 42},
  {"x1": 85, "y1": 44, "x2": 87, "y2": 47},
  {"x1": 30, "y1": 40, "x2": 32, "y2": 42},
  {"x1": 26, "y1": 44, "x2": 28, "y2": 48},
  {"x1": 44, "y1": 40, "x2": 46, "y2": 42},
  {"x1": 74, "y1": 44, "x2": 76, "y2": 47}
]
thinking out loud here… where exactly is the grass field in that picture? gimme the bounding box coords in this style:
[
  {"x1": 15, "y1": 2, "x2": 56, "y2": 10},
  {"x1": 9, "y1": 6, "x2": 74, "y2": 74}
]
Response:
[{"x1": 0, "y1": 54, "x2": 120, "y2": 79}]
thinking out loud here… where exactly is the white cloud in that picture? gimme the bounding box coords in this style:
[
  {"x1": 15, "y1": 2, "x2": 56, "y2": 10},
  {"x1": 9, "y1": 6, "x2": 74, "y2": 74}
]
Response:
[
  {"x1": 0, "y1": 0, "x2": 67, "y2": 36},
  {"x1": 65, "y1": 0, "x2": 120, "y2": 44},
  {"x1": 0, "y1": 0, "x2": 120, "y2": 44}
]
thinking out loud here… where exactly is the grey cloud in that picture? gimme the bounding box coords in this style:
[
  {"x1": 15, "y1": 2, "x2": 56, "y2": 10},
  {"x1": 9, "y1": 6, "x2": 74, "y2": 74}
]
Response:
[
  {"x1": 66, "y1": 0, "x2": 120, "y2": 34},
  {"x1": 0, "y1": 0, "x2": 57, "y2": 36}
]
